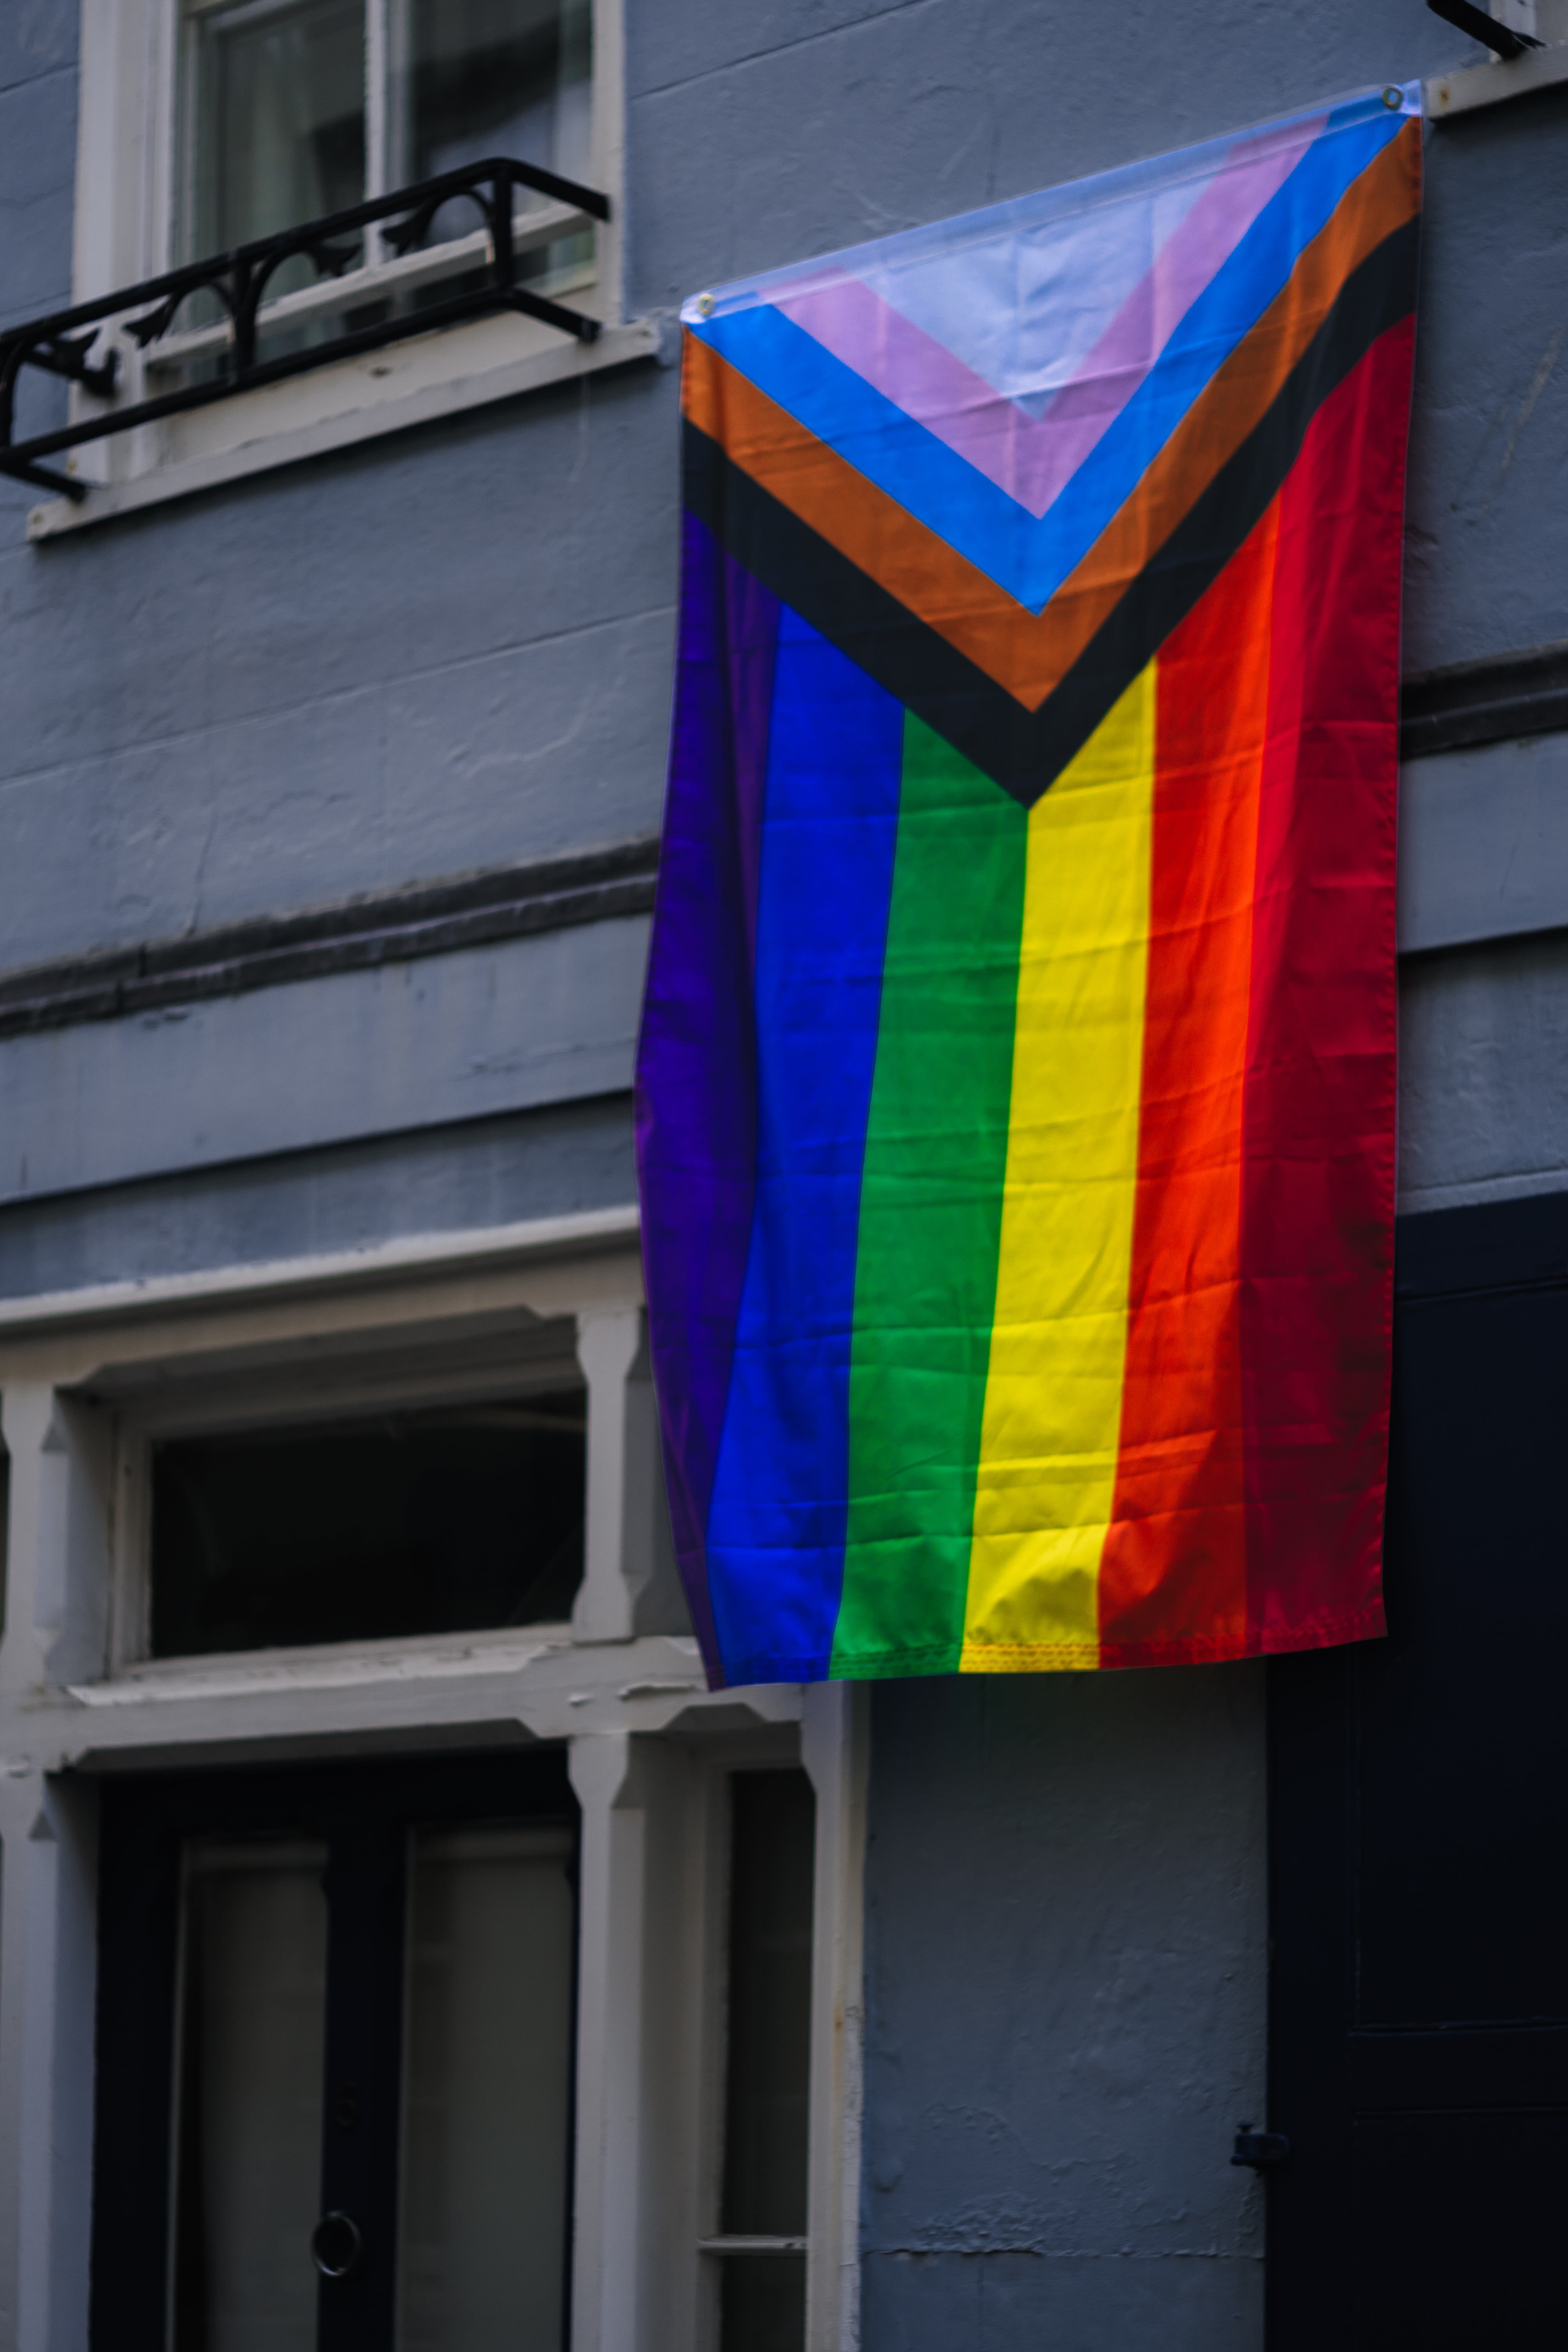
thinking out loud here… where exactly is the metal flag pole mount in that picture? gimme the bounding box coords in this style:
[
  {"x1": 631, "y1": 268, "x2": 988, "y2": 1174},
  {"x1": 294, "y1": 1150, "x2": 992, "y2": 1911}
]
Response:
[{"x1": 1426, "y1": 0, "x2": 1543, "y2": 59}]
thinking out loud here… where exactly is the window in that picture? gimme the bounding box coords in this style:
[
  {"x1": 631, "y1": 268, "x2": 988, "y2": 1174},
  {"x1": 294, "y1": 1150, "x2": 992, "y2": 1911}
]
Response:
[
  {"x1": 104, "y1": 1309, "x2": 592, "y2": 1670},
  {"x1": 0, "y1": 1220, "x2": 865, "y2": 2348},
  {"x1": 149, "y1": 1392, "x2": 586, "y2": 1657},
  {"x1": 93, "y1": 1752, "x2": 577, "y2": 2352},
  {"x1": 176, "y1": 0, "x2": 592, "y2": 279},
  {"x1": 54, "y1": 0, "x2": 647, "y2": 533}
]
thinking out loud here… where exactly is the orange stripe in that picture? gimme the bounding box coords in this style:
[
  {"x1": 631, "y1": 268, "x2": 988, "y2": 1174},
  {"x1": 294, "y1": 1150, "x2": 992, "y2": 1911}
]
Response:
[
  {"x1": 683, "y1": 119, "x2": 1419, "y2": 712},
  {"x1": 1094, "y1": 494, "x2": 1278, "y2": 1659},
  {"x1": 683, "y1": 334, "x2": 1041, "y2": 692}
]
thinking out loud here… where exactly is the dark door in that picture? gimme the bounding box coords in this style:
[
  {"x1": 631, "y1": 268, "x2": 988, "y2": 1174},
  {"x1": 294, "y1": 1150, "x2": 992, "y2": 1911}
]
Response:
[
  {"x1": 1267, "y1": 1191, "x2": 1568, "y2": 2347},
  {"x1": 90, "y1": 1748, "x2": 578, "y2": 2352}
]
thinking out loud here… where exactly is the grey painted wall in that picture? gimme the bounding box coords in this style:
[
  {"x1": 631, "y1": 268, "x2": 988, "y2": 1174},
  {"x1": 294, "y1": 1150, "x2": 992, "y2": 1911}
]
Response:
[
  {"x1": 1399, "y1": 737, "x2": 1568, "y2": 955},
  {"x1": 0, "y1": 1093, "x2": 635, "y2": 1300},
  {"x1": 0, "y1": 911, "x2": 647, "y2": 1204},
  {"x1": 1400, "y1": 930, "x2": 1568, "y2": 1212},
  {"x1": 861, "y1": 1670, "x2": 1267, "y2": 2352},
  {"x1": 2, "y1": 380, "x2": 679, "y2": 968}
]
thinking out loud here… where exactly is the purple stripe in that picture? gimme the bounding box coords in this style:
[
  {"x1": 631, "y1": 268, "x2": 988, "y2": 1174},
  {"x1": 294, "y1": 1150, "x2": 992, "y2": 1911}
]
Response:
[
  {"x1": 634, "y1": 511, "x2": 780, "y2": 1685},
  {"x1": 775, "y1": 116, "x2": 1319, "y2": 520}
]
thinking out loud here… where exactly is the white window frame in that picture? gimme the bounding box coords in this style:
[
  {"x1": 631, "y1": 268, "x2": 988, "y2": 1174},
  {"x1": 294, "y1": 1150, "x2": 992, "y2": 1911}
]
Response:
[
  {"x1": 0, "y1": 1211, "x2": 867, "y2": 2350},
  {"x1": 34, "y1": 0, "x2": 657, "y2": 540}
]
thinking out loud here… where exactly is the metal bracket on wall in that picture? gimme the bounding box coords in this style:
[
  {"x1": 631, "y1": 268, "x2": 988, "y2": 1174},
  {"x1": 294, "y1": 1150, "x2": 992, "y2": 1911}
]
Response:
[
  {"x1": 1232, "y1": 2122, "x2": 1292, "y2": 2170},
  {"x1": 1426, "y1": 0, "x2": 1541, "y2": 61},
  {"x1": 0, "y1": 156, "x2": 609, "y2": 502},
  {"x1": 1424, "y1": 0, "x2": 1568, "y2": 113}
]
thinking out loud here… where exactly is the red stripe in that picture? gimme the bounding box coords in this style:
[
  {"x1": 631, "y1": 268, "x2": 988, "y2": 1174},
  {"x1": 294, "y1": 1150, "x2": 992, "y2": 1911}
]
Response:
[
  {"x1": 1239, "y1": 319, "x2": 1411, "y2": 1653},
  {"x1": 1098, "y1": 498, "x2": 1278, "y2": 1663}
]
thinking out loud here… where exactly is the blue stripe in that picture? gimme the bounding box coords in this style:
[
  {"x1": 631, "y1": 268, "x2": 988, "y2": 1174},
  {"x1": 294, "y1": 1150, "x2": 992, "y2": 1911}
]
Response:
[
  {"x1": 704, "y1": 613, "x2": 905, "y2": 1682},
  {"x1": 693, "y1": 107, "x2": 1401, "y2": 613}
]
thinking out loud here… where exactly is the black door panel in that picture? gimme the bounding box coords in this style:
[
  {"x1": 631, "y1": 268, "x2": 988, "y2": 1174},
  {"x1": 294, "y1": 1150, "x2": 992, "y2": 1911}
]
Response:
[
  {"x1": 90, "y1": 1749, "x2": 576, "y2": 2352},
  {"x1": 1267, "y1": 1191, "x2": 1568, "y2": 2348},
  {"x1": 1350, "y1": 2109, "x2": 1568, "y2": 2347}
]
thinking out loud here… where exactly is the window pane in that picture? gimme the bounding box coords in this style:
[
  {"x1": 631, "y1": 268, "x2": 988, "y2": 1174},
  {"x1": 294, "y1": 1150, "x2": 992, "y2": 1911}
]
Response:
[
  {"x1": 722, "y1": 1770, "x2": 816, "y2": 2238},
  {"x1": 397, "y1": 1822, "x2": 575, "y2": 2352},
  {"x1": 172, "y1": 1838, "x2": 329, "y2": 2352},
  {"x1": 183, "y1": 0, "x2": 367, "y2": 260},
  {"x1": 150, "y1": 1394, "x2": 585, "y2": 1658},
  {"x1": 394, "y1": 0, "x2": 592, "y2": 193},
  {"x1": 720, "y1": 2254, "x2": 807, "y2": 2352}
]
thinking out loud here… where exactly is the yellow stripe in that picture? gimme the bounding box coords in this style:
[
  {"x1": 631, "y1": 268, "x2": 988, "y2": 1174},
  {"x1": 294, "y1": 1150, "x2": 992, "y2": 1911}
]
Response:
[{"x1": 960, "y1": 659, "x2": 1156, "y2": 1671}]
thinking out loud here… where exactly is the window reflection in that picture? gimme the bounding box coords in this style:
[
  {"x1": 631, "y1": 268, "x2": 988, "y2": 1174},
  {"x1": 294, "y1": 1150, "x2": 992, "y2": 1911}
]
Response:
[{"x1": 172, "y1": 1837, "x2": 329, "y2": 2352}]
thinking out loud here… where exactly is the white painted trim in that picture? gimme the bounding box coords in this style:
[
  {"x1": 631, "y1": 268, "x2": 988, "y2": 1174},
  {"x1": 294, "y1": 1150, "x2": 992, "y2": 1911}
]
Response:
[
  {"x1": 567, "y1": 1730, "x2": 650, "y2": 2352},
  {"x1": 1425, "y1": 40, "x2": 1568, "y2": 114},
  {"x1": 802, "y1": 1685, "x2": 869, "y2": 2352},
  {"x1": 27, "y1": 316, "x2": 664, "y2": 540},
  {"x1": 574, "y1": 1309, "x2": 649, "y2": 1644},
  {"x1": 698, "y1": 2236, "x2": 809, "y2": 2254},
  {"x1": 590, "y1": 0, "x2": 628, "y2": 329},
  {"x1": 0, "y1": 1203, "x2": 639, "y2": 1336},
  {"x1": 0, "y1": 1775, "x2": 100, "y2": 2352}
]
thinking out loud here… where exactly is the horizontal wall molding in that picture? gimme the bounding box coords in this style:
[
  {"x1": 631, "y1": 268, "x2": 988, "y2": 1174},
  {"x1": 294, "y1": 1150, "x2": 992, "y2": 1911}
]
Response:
[
  {"x1": 1400, "y1": 641, "x2": 1568, "y2": 761},
  {"x1": 0, "y1": 836, "x2": 659, "y2": 1042},
  {"x1": 0, "y1": 641, "x2": 1563, "y2": 1045},
  {"x1": 0, "y1": 1203, "x2": 641, "y2": 1338}
]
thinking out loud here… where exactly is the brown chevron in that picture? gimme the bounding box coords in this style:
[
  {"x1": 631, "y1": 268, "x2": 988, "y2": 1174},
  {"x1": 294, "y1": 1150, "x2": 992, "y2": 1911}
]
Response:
[{"x1": 681, "y1": 117, "x2": 1420, "y2": 716}]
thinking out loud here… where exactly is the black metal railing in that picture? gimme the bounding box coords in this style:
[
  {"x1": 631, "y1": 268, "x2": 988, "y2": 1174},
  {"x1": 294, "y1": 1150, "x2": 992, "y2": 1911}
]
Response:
[{"x1": 0, "y1": 156, "x2": 609, "y2": 501}]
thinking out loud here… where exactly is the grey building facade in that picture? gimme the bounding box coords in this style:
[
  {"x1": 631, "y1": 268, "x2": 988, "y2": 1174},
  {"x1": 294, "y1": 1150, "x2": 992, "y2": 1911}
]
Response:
[{"x1": 0, "y1": 0, "x2": 1563, "y2": 2346}]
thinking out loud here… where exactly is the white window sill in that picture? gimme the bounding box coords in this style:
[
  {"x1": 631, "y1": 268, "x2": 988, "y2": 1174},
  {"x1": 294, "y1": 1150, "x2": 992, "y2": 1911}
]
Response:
[
  {"x1": 49, "y1": 1628, "x2": 794, "y2": 1772},
  {"x1": 27, "y1": 304, "x2": 668, "y2": 541}
]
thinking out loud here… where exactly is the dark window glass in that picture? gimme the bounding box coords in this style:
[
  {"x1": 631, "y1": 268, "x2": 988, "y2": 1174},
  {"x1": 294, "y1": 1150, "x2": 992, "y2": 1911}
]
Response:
[
  {"x1": 718, "y1": 1768, "x2": 815, "y2": 2351},
  {"x1": 397, "y1": 1822, "x2": 575, "y2": 2348},
  {"x1": 720, "y1": 2255, "x2": 807, "y2": 2352},
  {"x1": 171, "y1": 1837, "x2": 330, "y2": 2348},
  {"x1": 398, "y1": 0, "x2": 591, "y2": 189},
  {"x1": 150, "y1": 1394, "x2": 584, "y2": 1658},
  {"x1": 186, "y1": 0, "x2": 367, "y2": 259},
  {"x1": 394, "y1": 0, "x2": 592, "y2": 272}
]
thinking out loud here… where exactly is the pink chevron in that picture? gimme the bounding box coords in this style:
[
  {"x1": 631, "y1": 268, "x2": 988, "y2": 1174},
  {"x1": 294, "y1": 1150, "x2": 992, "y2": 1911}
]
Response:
[{"x1": 775, "y1": 117, "x2": 1324, "y2": 521}]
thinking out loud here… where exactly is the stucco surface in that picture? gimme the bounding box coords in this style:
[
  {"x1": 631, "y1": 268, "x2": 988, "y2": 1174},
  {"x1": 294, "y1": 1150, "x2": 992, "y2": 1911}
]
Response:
[
  {"x1": 1399, "y1": 930, "x2": 1568, "y2": 1212},
  {"x1": 2, "y1": 3, "x2": 1568, "y2": 982},
  {"x1": 0, "y1": 912, "x2": 648, "y2": 1205},
  {"x1": 0, "y1": 1093, "x2": 635, "y2": 1300},
  {"x1": 1399, "y1": 737, "x2": 1568, "y2": 954},
  {"x1": 861, "y1": 1670, "x2": 1267, "y2": 2351}
]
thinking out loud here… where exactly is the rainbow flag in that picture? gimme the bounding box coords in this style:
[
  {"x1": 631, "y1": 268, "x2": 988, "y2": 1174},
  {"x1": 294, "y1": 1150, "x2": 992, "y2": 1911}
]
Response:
[{"x1": 637, "y1": 88, "x2": 1420, "y2": 1688}]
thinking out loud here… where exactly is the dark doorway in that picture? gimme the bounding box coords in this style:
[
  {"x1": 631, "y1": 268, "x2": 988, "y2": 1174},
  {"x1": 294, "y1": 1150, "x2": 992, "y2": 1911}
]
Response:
[
  {"x1": 90, "y1": 1748, "x2": 578, "y2": 2352},
  {"x1": 1267, "y1": 1190, "x2": 1568, "y2": 2347}
]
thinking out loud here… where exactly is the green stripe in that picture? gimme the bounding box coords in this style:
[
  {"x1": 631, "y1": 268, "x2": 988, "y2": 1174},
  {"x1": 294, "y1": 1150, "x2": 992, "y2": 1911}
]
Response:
[{"x1": 831, "y1": 713, "x2": 1028, "y2": 1677}]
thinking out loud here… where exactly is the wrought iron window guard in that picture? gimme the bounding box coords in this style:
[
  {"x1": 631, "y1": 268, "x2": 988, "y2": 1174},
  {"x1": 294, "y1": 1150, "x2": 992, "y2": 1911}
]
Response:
[
  {"x1": 0, "y1": 156, "x2": 609, "y2": 503},
  {"x1": 1425, "y1": 0, "x2": 1541, "y2": 60}
]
